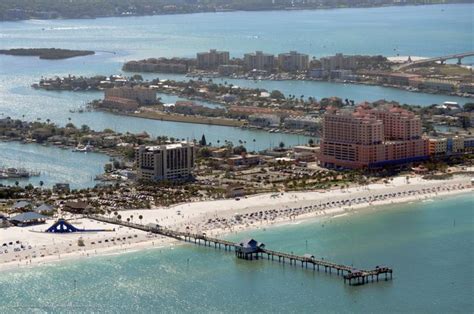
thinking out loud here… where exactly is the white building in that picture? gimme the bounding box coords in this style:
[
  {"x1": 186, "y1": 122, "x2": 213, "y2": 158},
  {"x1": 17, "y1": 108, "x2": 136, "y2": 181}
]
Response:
[
  {"x1": 284, "y1": 116, "x2": 321, "y2": 131},
  {"x1": 136, "y1": 142, "x2": 196, "y2": 182},
  {"x1": 248, "y1": 114, "x2": 280, "y2": 127},
  {"x1": 421, "y1": 79, "x2": 456, "y2": 92}
]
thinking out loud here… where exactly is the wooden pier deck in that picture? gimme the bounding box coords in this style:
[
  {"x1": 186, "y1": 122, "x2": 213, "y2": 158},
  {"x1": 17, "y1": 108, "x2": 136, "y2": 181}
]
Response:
[{"x1": 88, "y1": 215, "x2": 393, "y2": 286}]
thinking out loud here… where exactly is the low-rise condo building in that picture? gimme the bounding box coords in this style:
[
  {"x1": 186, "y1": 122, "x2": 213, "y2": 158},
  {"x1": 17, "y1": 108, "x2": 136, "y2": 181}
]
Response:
[
  {"x1": 284, "y1": 116, "x2": 320, "y2": 132},
  {"x1": 218, "y1": 64, "x2": 243, "y2": 76},
  {"x1": 428, "y1": 135, "x2": 474, "y2": 157},
  {"x1": 447, "y1": 136, "x2": 465, "y2": 154},
  {"x1": 248, "y1": 114, "x2": 280, "y2": 128},
  {"x1": 101, "y1": 96, "x2": 139, "y2": 111},
  {"x1": 464, "y1": 137, "x2": 474, "y2": 153},
  {"x1": 227, "y1": 154, "x2": 261, "y2": 168},
  {"x1": 104, "y1": 86, "x2": 156, "y2": 105},
  {"x1": 420, "y1": 79, "x2": 457, "y2": 93},
  {"x1": 428, "y1": 138, "x2": 448, "y2": 157}
]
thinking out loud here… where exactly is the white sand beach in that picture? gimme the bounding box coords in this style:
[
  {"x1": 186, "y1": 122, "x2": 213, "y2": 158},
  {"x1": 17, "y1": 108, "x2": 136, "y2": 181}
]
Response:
[
  {"x1": 387, "y1": 56, "x2": 427, "y2": 63},
  {"x1": 0, "y1": 173, "x2": 472, "y2": 272}
]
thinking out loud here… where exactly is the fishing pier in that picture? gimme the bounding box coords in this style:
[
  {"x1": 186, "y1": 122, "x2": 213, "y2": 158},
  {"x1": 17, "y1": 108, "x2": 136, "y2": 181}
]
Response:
[{"x1": 89, "y1": 215, "x2": 393, "y2": 286}]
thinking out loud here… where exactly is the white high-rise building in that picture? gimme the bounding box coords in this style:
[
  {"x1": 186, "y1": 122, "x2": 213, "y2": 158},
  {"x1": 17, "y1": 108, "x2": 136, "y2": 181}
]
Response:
[{"x1": 136, "y1": 142, "x2": 196, "y2": 182}]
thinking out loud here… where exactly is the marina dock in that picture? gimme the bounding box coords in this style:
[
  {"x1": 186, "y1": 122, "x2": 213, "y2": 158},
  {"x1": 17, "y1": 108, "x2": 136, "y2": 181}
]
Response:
[{"x1": 89, "y1": 215, "x2": 393, "y2": 286}]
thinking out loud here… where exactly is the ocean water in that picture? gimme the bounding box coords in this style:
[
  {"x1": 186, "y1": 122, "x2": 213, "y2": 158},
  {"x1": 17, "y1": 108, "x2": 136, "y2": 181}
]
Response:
[
  {"x1": 1, "y1": 4, "x2": 472, "y2": 59},
  {"x1": 0, "y1": 194, "x2": 472, "y2": 312}
]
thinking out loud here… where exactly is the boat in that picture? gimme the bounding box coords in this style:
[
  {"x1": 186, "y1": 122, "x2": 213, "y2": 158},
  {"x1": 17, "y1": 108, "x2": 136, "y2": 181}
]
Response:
[
  {"x1": 0, "y1": 167, "x2": 40, "y2": 179},
  {"x1": 72, "y1": 142, "x2": 93, "y2": 153}
]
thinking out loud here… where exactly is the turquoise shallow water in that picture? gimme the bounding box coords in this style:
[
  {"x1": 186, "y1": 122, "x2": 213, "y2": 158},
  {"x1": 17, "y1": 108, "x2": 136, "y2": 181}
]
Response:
[{"x1": 1, "y1": 194, "x2": 472, "y2": 313}]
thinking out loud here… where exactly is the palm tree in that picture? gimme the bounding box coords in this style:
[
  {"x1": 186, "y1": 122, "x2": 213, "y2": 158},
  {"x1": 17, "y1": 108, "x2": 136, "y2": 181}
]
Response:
[
  {"x1": 117, "y1": 215, "x2": 122, "y2": 220},
  {"x1": 139, "y1": 215, "x2": 143, "y2": 224}
]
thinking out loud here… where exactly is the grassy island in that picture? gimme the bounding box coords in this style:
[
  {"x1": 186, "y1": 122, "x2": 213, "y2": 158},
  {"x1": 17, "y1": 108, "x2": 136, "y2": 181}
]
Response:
[{"x1": 0, "y1": 48, "x2": 94, "y2": 59}]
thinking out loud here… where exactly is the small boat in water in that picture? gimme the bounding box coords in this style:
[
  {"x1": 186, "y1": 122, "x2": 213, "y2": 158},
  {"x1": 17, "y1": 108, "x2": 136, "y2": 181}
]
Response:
[
  {"x1": 0, "y1": 167, "x2": 40, "y2": 179},
  {"x1": 72, "y1": 142, "x2": 93, "y2": 153}
]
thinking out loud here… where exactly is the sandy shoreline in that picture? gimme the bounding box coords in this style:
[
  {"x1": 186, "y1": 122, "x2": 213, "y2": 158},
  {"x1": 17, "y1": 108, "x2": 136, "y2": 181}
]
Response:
[{"x1": 0, "y1": 173, "x2": 472, "y2": 273}]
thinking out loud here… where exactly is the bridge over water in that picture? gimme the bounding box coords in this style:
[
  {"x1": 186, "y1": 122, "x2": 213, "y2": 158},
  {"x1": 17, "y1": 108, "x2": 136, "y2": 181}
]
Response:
[
  {"x1": 88, "y1": 215, "x2": 393, "y2": 286},
  {"x1": 397, "y1": 52, "x2": 474, "y2": 69}
]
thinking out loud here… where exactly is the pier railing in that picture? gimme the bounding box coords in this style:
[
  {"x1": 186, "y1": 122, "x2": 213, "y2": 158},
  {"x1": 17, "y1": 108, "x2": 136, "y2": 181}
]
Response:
[{"x1": 88, "y1": 215, "x2": 393, "y2": 286}]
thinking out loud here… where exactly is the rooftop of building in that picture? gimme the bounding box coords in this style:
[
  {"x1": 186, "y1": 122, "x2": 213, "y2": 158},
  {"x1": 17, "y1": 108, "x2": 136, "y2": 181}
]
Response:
[
  {"x1": 197, "y1": 49, "x2": 229, "y2": 54},
  {"x1": 285, "y1": 115, "x2": 320, "y2": 121},
  {"x1": 103, "y1": 96, "x2": 139, "y2": 104},
  {"x1": 326, "y1": 104, "x2": 418, "y2": 122},
  {"x1": 278, "y1": 51, "x2": 309, "y2": 56},
  {"x1": 245, "y1": 51, "x2": 275, "y2": 57},
  {"x1": 228, "y1": 154, "x2": 260, "y2": 160},
  {"x1": 293, "y1": 145, "x2": 320, "y2": 151},
  {"x1": 142, "y1": 142, "x2": 194, "y2": 151},
  {"x1": 10, "y1": 212, "x2": 48, "y2": 223}
]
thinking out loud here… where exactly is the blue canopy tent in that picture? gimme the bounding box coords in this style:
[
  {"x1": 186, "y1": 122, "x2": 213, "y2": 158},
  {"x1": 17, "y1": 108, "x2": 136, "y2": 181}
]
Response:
[
  {"x1": 46, "y1": 219, "x2": 81, "y2": 233},
  {"x1": 45, "y1": 218, "x2": 112, "y2": 233}
]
